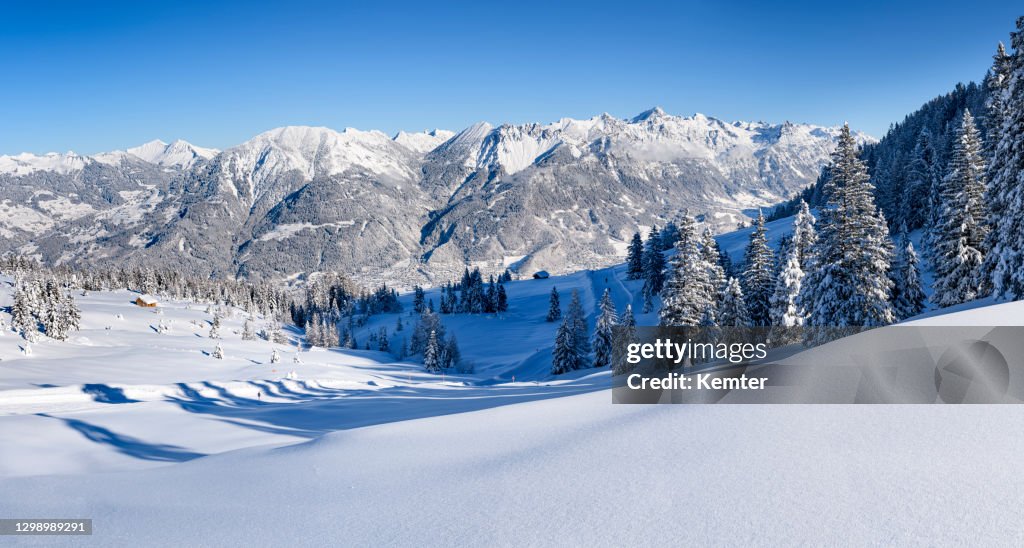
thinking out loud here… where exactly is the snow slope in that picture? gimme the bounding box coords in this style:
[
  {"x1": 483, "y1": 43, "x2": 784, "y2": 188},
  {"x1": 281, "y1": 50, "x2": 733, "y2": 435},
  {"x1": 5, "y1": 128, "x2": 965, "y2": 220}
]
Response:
[
  {"x1": 2, "y1": 366, "x2": 1023, "y2": 545},
  {"x1": 2, "y1": 242, "x2": 1023, "y2": 544}
]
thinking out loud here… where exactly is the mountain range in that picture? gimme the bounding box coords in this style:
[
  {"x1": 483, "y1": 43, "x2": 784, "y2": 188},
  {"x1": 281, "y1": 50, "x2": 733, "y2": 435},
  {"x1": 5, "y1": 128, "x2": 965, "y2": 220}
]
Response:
[{"x1": 0, "y1": 108, "x2": 871, "y2": 286}]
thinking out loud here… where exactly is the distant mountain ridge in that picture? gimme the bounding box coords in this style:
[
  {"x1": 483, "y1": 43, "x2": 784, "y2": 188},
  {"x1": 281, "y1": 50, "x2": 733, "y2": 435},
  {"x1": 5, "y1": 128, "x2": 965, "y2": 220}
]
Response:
[{"x1": 0, "y1": 109, "x2": 871, "y2": 286}]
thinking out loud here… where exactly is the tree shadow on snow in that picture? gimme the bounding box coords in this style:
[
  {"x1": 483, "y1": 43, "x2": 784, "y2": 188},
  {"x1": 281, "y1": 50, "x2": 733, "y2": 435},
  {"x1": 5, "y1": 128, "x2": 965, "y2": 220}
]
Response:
[
  {"x1": 38, "y1": 413, "x2": 205, "y2": 462},
  {"x1": 163, "y1": 375, "x2": 606, "y2": 440},
  {"x1": 82, "y1": 384, "x2": 139, "y2": 404}
]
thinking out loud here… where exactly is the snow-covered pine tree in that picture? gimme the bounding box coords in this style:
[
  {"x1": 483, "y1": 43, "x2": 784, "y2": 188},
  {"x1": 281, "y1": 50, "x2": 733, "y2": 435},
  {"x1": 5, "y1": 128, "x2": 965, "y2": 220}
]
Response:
[
  {"x1": 209, "y1": 314, "x2": 222, "y2": 339},
  {"x1": 612, "y1": 304, "x2": 637, "y2": 376},
  {"x1": 271, "y1": 348, "x2": 281, "y2": 364},
  {"x1": 741, "y1": 212, "x2": 775, "y2": 326},
  {"x1": 768, "y1": 243, "x2": 804, "y2": 345},
  {"x1": 411, "y1": 308, "x2": 445, "y2": 354},
  {"x1": 890, "y1": 226, "x2": 927, "y2": 320},
  {"x1": 718, "y1": 277, "x2": 750, "y2": 327},
  {"x1": 800, "y1": 124, "x2": 894, "y2": 344},
  {"x1": 792, "y1": 200, "x2": 818, "y2": 270},
  {"x1": 64, "y1": 292, "x2": 81, "y2": 336},
  {"x1": 659, "y1": 215, "x2": 715, "y2": 326},
  {"x1": 592, "y1": 289, "x2": 618, "y2": 368},
  {"x1": 985, "y1": 21, "x2": 1024, "y2": 301},
  {"x1": 701, "y1": 227, "x2": 727, "y2": 303},
  {"x1": 212, "y1": 343, "x2": 224, "y2": 359},
  {"x1": 11, "y1": 282, "x2": 37, "y2": 341},
  {"x1": 901, "y1": 129, "x2": 941, "y2": 233},
  {"x1": 423, "y1": 330, "x2": 441, "y2": 373},
  {"x1": 378, "y1": 327, "x2": 389, "y2": 352},
  {"x1": 242, "y1": 319, "x2": 255, "y2": 341},
  {"x1": 626, "y1": 232, "x2": 644, "y2": 279},
  {"x1": 932, "y1": 110, "x2": 988, "y2": 307},
  {"x1": 271, "y1": 321, "x2": 288, "y2": 345},
  {"x1": 641, "y1": 227, "x2": 667, "y2": 301},
  {"x1": 325, "y1": 319, "x2": 339, "y2": 348},
  {"x1": 41, "y1": 280, "x2": 65, "y2": 339},
  {"x1": 566, "y1": 289, "x2": 590, "y2": 357},
  {"x1": 981, "y1": 41, "x2": 1014, "y2": 297},
  {"x1": 545, "y1": 287, "x2": 561, "y2": 322},
  {"x1": 551, "y1": 316, "x2": 583, "y2": 375}
]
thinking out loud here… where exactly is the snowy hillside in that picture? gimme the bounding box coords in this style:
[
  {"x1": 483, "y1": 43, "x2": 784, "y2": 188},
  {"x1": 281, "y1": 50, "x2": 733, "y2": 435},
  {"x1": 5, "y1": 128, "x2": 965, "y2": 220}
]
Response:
[{"x1": 1, "y1": 262, "x2": 1023, "y2": 544}]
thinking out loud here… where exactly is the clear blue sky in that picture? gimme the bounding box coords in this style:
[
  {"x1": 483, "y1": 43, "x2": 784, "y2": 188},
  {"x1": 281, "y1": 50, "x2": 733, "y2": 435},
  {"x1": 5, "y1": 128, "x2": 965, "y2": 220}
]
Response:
[{"x1": 1, "y1": 0, "x2": 1019, "y2": 154}]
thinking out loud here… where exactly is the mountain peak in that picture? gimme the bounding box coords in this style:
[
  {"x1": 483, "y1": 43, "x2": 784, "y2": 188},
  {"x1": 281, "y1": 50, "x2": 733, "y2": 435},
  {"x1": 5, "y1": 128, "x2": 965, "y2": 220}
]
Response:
[
  {"x1": 393, "y1": 129, "x2": 456, "y2": 154},
  {"x1": 125, "y1": 138, "x2": 218, "y2": 168},
  {"x1": 631, "y1": 106, "x2": 667, "y2": 123}
]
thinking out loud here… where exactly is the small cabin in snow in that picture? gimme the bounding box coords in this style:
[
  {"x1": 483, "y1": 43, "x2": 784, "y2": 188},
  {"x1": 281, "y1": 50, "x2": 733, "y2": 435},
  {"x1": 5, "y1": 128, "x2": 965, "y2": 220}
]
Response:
[
  {"x1": 135, "y1": 295, "x2": 159, "y2": 308},
  {"x1": 532, "y1": 271, "x2": 550, "y2": 279}
]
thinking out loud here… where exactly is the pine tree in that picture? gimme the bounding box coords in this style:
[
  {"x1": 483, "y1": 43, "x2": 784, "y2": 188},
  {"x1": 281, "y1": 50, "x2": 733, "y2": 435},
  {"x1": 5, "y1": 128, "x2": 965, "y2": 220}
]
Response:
[
  {"x1": 413, "y1": 286, "x2": 425, "y2": 314},
  {"x1": 63, "y1": 293, "x2": 81, "y2": 336},
  {"x1": 718, "y1": 277, "x2": 750, "y2": 327},
  {"x1": 242, "y1": 319, "x2": 255, "y2": 341},
  {"x1": 592, "y1": 289, "x2": 618, "y2": 368},
  {"x1": 209, "y1": 314, "x2": 222, "y2": 339},
  {"x1": 890, "y1": 226, "x2": 927, "y2": 320},
  {"x1": 612, "y1": 304, "x2": 638, "y2": 376},
  {"x1": 983, "y1": 21, "x2": 1024, "y2": 303},
  {"x1": 551, "y1": 316, "x2": 584, "y2": 375},
  {"x1": 622, "y1": 304, "x2": 636, "y2": 329},
  {"x1": 660, "y1": 221, "x2": 681, "y2": 250},
  {"x1": 718, "y1": 247, "x2": 734, "y2": 278},
  {"x1": 566, "y1": 290, "x2": 590, "y2": 357},
  {"x1": 792, "y1": 200, "x2": 818, "y2": 270},
  {"x1": 271, "y1": 348, "x2": 281, "y2": 363},
  {"x1": 423, "y1": 330, "x2": 441, "y2": 373},
  {"x1": 411, "y1": 308, "x2": 445, "y2": 353},
  {"x1": 901, "y1": 129, "x2": 940, "y2": 232},
  {"x1": 626, "y1": 232, "x2": 645, "y2": 279},
  {"x1": 741, "y1": 212, "x2": 775, "y2": 326},
  {"x1": 212, "y1": 343, "x2": 224, "y2": 359},
  {"x1": 800, "y1": 124, "x2": 894, "y2": 344},
  {"x1": 378, "y1": 327, "x2": 389, "y2": 352},
  {"x1": 442, "y1": 334, "x2": 461, "y2": 370},
  {"x1": 982, "y1": 41, "x2": 1015, "y2": 297},
  {"x1": 701, "y1": 227, "x2": 727, "y2": 303},
  {"x1": 932, "y1": 110, "x2": 988, "y2": 307},
  {"x1": 768, "y1": 243, "x2": 804, "y2": 345},
  {"x1": 496, "y1": 284, "x2": 508, "y2": 312},
  {"x1": 660, "y1": 215, "x2": 714, "y2": 326},
  {"x1": 641, "y1": 227, "x2": 667, "y2": 300},
  {"x1": 11, "y1": 283, "x2": 37, "y2": 341},
  {"x1": 545, "y1": 287, "x2": 561, "y2": 322}
]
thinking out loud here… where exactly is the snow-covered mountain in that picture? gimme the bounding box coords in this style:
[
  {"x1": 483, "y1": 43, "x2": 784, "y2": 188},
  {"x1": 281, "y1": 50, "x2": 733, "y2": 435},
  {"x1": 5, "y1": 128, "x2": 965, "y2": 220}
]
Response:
[{"x1": 0, "y1": 109, "x2": 871, "y2": 285}]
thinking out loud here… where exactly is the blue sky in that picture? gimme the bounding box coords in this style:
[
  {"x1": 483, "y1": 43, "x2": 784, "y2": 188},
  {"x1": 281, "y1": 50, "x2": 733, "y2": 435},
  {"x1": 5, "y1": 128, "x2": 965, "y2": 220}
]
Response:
[{"x1": 1, "y1": 1, "x2": 1018, "y2": 154}]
